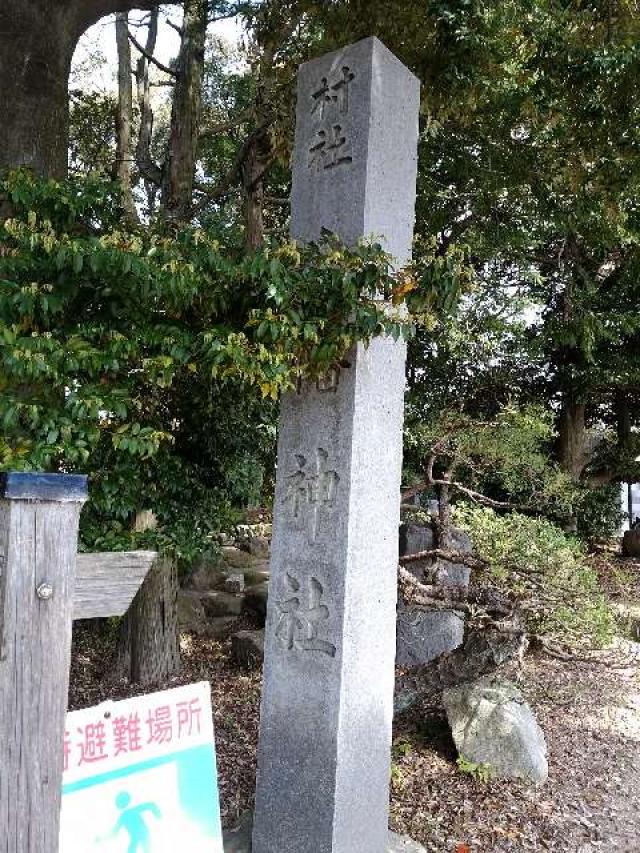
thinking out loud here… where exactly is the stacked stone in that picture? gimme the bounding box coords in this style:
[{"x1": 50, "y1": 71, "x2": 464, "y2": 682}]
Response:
[{"x1": 396, "y1": 519, "x2": 473, "y2": 667}]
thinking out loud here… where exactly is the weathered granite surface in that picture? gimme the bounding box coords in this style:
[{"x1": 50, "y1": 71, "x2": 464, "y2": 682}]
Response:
[
  {"x1": 443, "y1": 676, "x2": 548, "y2": 783},
  {"x1": 224, "y1": 814, "x2": 426, "y2": 853},
  {"x1": 252, "y1": 37, "x2": 420, "y2": 853},
  {"x1": 396, "y1": 601, "x2": 465, "y2": 667}
]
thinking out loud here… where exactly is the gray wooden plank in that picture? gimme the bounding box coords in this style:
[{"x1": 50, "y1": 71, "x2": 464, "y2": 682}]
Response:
[
  {"x1": 0, "y1": 498, "x2": 83, "y2": 853},
  {"x1": 74, "y1": 550, "x2": 157, "y2": 619}
]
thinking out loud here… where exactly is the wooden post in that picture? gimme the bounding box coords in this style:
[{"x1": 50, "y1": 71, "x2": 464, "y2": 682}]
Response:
[
  {"x1": 115, "y1": 556, "x2": 181, "y2": 685},
  {"x1": 0, "y1": 473, "x2": 87, "y2": 853}
]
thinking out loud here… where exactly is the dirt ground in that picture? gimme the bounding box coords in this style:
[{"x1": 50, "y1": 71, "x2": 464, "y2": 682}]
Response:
[{"x1": 69, "y1": 559, "x2": 640, "y2": 853}]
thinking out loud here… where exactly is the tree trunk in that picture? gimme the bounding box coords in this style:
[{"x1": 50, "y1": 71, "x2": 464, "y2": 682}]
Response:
[
  {"x1": 0, "y1": 3, "x2": 79, "y2": 178},
  {"x1": 134, "y1": 6, "x2": 163, "y2": 204},
  {"x1": 436, "y1": 481, "x2": 453, "y2": 548},
  {"x1": 616, "y1": 390, "x2": 631, "y2": 448},
  {"x1": 0, "y1": 0, "x2": 171, "y2": 181},
  {"x1": 558, "y1": 395, "x2": 587, "y2": 481},
  {"x1": 161, "y1": 0, "x2": 207, "y2": 223},
  {"x1": 242, "y1": 136, "x2": 268, "y2": 251},
  {"x1": 115, "y1": 556, "x2": 181, "y2": 685},
  {"x1": 114, "y1": 12, "x2": 138, "y2": 222}
]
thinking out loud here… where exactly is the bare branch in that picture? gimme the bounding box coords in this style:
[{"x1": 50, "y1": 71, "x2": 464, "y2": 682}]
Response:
[
  {"x1": 192, "y1": 125, "x2": 268, "y2": 212},
  {"x1": 128, "y1": 31, "x2": 178, "y2": 78},
  {"x1": 165, "y1": 18, "x2": 184, "y2": 37},
  {"x1": 400, "y1": 548, "x2": 489, "y2": 573}
]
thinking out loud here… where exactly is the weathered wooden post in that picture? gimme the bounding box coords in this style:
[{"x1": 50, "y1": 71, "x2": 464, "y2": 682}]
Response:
[{"x1": 0, "y1": 473, "x2": 87, "y2": 853}]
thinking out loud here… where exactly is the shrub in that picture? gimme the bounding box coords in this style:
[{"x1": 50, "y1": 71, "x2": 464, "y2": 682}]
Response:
[{"x1": 455, "y1": 504, "x2": 615, "y2": 648}]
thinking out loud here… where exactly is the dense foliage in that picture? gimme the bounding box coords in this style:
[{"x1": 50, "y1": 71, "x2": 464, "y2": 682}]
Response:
[
  {"x1": 456, "y1": 505, "x2": 615, "y2": 648},
  {"x1": 0, "y1": 170, "x2": 454, "y2": 557},
  {"x1": 4, "y1": 1, "x2": 640, "y2": 566}
]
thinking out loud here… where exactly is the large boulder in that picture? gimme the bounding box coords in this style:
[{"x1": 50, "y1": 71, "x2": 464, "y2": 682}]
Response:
[
  {"x1": 239, "y1": 534, "x2": 270, "y2": 559},
  {"x1": 622, "y1": 529, "x2": 640, "y2": 557},
  {"x1": 222, "y1": 545, "x2": 265, "y2": 570},
  {"x1": 399, "y1": 521, "x2": 435, "y2": 559},
  {"x1": 442, "y1": 676, "x2": 548, "y2": 783},
  {"x1": 187, "y1": 559, "x2": 226, "y2": 592},
  {"x1": 177, "y1": 590, "x2": 207, "y2": 631},
  {"x1": 396, "y1": 520, "x2": 471, "y2": 666},
  {"x1": 396, "y1": 601, "x2": 465, "y2": 667}
]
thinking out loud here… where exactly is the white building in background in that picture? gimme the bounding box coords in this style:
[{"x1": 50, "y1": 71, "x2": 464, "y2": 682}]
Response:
[{"x1": 620, "y1": 483, "x2": 640, "y2": 532}]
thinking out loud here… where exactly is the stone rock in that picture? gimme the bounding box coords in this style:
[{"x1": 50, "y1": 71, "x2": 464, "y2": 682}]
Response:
[
  {"x1": 396, "y1": 600, "x2": 465, "y2": 667},
  {"x1": 399, "y1": 521, "x2": 434, "y2": 558},
  {"x1": 177, "y1": 590, "x2": 206, "y2": 629},
  {"x1": 243, "y1": 581, "x2": 269, "y2": 622},
  {"x1": 201, "y1": 616, "x2": 239, "y2": 639},
  {"x1": 243, "y1": 568, "x2": 270, "y2": 588},
  {"x1": 222, "y1": 546, "x2": 264, "y2": 570},
  {"x1": 443, "y1": 676, "x2": 548, "y2": 783},
  {"x1": 200, "y1": 591, "x2": 244, "y2": 618},
  {"x1": 450, "y1": 526, "x2": 472, "y2": 554},
  {"x1": 223, "y1": 574, "x2": 246, "y2": 594},
  {"x1": 231, "y1": 630, "x2": 265, "y2": 668},
  {"x1": 238, "y1": 534, "x2": 270, "y2": 559},
  {"x1": 188, "y1": 561, "x2": 226, "y2": 592},
  {"x1": 188, "y1": 565, "x2": 225, "y2": 593},
  {"x1": 222, "y1": 813, "x2": 426, "y2": 853},
  {"x1": 434, "y1": 559, "x2": 471, "y2": 588}
]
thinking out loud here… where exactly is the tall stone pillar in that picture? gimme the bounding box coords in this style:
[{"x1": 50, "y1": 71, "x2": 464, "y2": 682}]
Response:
[{"x1": 252, "y1": 37, "x2": 420, "y2": 853}]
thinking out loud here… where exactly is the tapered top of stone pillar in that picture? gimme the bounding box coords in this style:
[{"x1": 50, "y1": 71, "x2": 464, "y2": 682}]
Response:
[{"x1": 291, "y1": 36, "x2": 420, "y2": 267}]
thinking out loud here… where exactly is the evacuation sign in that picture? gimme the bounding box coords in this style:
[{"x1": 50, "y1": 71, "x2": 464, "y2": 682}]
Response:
[{"x1": 60, "y1": 682, "x2": 223, "y2": 853}]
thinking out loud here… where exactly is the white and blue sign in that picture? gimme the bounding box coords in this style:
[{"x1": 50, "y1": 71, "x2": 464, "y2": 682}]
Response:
[{"x1": 60, "y1": 682, "x2": 223, "y2": 852}]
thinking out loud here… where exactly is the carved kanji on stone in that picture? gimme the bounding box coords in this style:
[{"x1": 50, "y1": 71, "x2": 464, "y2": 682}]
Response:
[
  {"x1": 308, "y1": 124, "x2": 353, "y2": 171},
  {"x1": 282, "y1": 448, "x2": 339, "y2": 542},
  {"x1": 311, "y1": 66, "x2": 355, "y2": 117},
  {"x1": 275, "y1": 573, "x2": 336, "y2": 657}
]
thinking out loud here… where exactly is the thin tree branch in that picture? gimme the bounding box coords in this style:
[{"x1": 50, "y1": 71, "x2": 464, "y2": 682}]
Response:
[
  {"x1": 192, "y1": 125, "x2": 268, "y2": 212},
  {"x1": 128, "y1": 31, "x2": 178, "y2": 78},
  {"x1": 400, "y1": 548, "x2": 489, "y2": 573},
  {"x1": 165, "y1": 18, "x2": 184, "y2": 36}
]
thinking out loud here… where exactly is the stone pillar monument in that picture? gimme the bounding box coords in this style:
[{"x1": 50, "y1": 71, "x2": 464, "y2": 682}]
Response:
[{"x1": 252, "y1": 37, "x2": 420, "y2": 853}]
